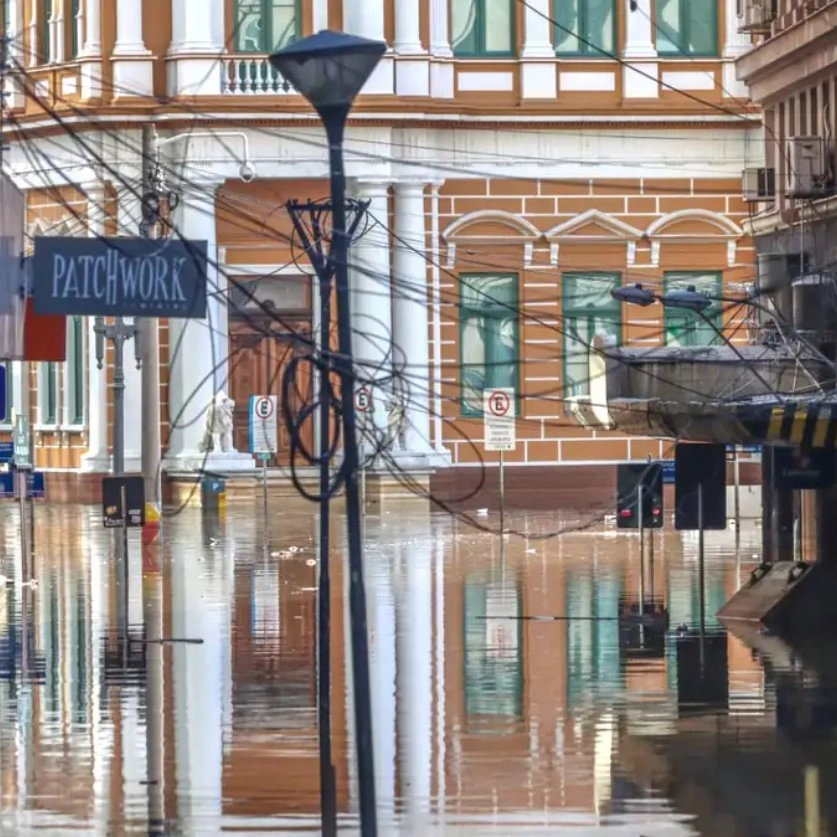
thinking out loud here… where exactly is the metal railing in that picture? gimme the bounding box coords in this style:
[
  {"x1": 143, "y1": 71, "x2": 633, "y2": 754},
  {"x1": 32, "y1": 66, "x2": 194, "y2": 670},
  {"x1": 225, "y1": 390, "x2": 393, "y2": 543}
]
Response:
[{"x1": 221, "y1": 55, "x2": 294, "y2": 95}]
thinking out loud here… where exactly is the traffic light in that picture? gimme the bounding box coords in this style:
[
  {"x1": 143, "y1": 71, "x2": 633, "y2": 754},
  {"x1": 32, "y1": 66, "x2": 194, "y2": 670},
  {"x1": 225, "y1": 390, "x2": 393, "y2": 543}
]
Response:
[{"x1": 616, "y1": 462, "x2": 664, "y2": 529}]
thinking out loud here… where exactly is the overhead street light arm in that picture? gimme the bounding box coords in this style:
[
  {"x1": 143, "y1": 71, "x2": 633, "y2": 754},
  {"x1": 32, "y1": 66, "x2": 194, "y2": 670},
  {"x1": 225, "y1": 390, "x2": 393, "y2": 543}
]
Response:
[{"x1": 153, "y1": 129, "x2": 257, "y2": 182}]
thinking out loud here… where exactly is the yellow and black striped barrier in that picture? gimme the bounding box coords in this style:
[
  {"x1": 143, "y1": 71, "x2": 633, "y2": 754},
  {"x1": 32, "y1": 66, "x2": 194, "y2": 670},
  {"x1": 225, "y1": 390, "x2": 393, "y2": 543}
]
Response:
[{"x1": 756, "y1": 404, "x2": 837, "y2": 448}]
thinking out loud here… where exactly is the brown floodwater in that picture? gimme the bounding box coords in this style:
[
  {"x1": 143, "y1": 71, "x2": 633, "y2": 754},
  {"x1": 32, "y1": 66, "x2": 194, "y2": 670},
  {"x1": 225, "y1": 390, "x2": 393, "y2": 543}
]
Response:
[{"x1": 0, "y1": 501, "x2": 834, "y2": 835}]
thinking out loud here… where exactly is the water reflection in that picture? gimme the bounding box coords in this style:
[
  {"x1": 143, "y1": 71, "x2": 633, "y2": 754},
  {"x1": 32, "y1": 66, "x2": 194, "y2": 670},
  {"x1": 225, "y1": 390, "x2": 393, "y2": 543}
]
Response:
[{"x1": 0, "y1": 506, "x2": 834, "y2": 832}]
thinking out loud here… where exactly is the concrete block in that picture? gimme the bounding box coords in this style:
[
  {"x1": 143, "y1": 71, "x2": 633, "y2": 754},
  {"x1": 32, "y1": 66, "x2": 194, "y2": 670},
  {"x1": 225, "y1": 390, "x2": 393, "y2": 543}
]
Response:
[{"x1": 718, "y1": 561, "x2": 837, "y2": 634}]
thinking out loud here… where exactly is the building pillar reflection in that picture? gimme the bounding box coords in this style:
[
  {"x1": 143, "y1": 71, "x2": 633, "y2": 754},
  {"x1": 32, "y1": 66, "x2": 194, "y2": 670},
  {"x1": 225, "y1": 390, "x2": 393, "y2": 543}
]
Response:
[
  {"x1": 433, "y1": 516, "x2": 449, "y2": 815},
  {"x1": 143, "y1": 548, "x2": 165, "y2": 832},
  {"x1": 365, "y1": 549, "x2": 397, "y2": 819},
  {"x1": 395, "y1": 526, "x2": 433, "y2": 827},
  {"x1": 171, "y1": 542, "x2": 225, "y2": 828}
]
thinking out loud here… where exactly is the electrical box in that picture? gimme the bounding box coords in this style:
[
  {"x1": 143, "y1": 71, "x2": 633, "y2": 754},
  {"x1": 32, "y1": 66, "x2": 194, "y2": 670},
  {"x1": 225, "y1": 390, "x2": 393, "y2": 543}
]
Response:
[
  {"x1": 742, "y1": 167, "x2": 776, "y2": 201},
  {"x1": 737, "y1": 0, "x2": 777, "y2": 32},
  {"x1": 788, "y1": 136, "x2": 830, "y2": 198}
]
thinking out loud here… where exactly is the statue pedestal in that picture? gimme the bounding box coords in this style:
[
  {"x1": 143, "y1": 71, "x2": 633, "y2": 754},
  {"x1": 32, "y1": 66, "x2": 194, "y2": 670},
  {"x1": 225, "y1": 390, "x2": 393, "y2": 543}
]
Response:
[{"x1": 164, "y1": 450, "x2": 257, "y2": 475}]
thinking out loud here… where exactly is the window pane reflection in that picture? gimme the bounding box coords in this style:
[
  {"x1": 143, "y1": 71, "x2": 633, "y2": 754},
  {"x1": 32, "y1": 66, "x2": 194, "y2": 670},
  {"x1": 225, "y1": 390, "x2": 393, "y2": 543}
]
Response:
[{"x1": 463, "y1": 581, "x2": 523, "y2": 725}]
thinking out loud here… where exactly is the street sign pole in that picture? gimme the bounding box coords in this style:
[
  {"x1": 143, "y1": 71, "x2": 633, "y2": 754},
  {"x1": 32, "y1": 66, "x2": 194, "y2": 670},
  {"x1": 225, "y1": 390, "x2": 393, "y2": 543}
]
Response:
[
  {"x1": 483, "y1": 388, "x2": 516, "y2": 549},
  {"x1": 249, "y1": 396, "x2": 279, "y2": 538}
]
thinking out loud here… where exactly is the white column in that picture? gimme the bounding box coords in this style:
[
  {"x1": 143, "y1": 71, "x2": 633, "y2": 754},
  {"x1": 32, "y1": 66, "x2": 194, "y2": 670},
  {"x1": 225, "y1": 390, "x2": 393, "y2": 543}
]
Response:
[
  {"x1": 166, "y1": 181, "x2": 253, "y2": 471},
  {"x1": 722, "y1": 0, "x2": 751, "y2": 98},
  {"x1": 112, "y1": 0, "x2": 153, "y2": 97},
  {"x1": 429, "y1": 0, "x2": 453, "y2": 98},
  {"x1": 116, "y1": 191, "x2": 142, "y2": 473},
  {"x1": 349, "y1": 180, "x2": 393, "y2": 458},
  {"x1": 81, "y1": 0, "x2": 100, "y2": 53},
  {"x1": 79, "y1": 0, "x2": 102, "y2": 100},
  {"x1": 169, "y1": 0, "x2": 225, "y2": 95},
  {"x1": 312, "y1": 0, "x2": 329, "y2": 31},
  {"x1": 623, "y1": 0, "x2": 656, "y2": 57},
  {"x1": 522, "y1": 0, "x2": 553, "y2": 57},
  {"x1": 28, "y1": 0, "x2": 40, "y2": 65},
  {"x1": 392, "y1": 182, "x2": 434, "y2": 460},
  {"x1": 81, "y1": 183, "x2": 109, "y2": 472},
  {"x1": 520, "y1": 0, "x2": 556, "y2": 99},
  {"x1": 342, "y1": 0, "x2": 393, "y2": 94},
  {"x1": 51, "y1": 0, "x2": 65, "y2": 64},
  {"x1": 3, "y1": 1, "x2": 22, "y2": 131},
  {"x1": 394, "y1": 0, "x2": 422, "y2": 53},
  {"x1": 396, "y1": 533, "x2": 433, "y2": 831},
  {"x1": 394, "y1": 0, "x2": 429, "y2": 95},
  {"x1": 623, "y1": 0, "x2": 658, "y2": 98}
]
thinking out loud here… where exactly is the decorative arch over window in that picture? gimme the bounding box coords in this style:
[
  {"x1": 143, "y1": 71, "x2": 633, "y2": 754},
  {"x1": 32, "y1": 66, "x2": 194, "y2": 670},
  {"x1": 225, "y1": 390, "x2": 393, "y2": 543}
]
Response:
[
  {"x1": 645, "y1": 209, "x2": 744, "y2": 267},
  {"x1": 443, "y1": 210, "x2": 541, "y2": 268},
  {"x1": 545, "y1": 209, "x2": 643, "y2": 267}
]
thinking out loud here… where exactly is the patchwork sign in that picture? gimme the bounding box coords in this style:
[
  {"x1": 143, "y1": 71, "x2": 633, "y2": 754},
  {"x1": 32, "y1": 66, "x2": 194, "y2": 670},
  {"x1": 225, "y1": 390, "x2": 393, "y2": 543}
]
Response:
[{"x1": 32, "y1": 237, "x2": 208, "y2": 319}]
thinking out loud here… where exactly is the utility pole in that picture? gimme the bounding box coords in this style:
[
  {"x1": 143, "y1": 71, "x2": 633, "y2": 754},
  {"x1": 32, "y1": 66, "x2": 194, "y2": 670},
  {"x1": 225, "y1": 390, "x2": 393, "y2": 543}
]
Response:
[
  {"x1": 138, "y1": 125, "x2": 162, "y2": 508},
  {"x1": 94, "y1": 316, "x2": 139, "y2": 476}
]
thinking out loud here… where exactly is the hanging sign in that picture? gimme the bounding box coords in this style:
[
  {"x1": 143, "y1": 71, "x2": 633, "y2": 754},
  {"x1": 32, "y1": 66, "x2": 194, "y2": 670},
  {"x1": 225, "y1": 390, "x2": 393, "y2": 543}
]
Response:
[{"x1": 31, "y1": 237, "x2": 209, "y2": 319}]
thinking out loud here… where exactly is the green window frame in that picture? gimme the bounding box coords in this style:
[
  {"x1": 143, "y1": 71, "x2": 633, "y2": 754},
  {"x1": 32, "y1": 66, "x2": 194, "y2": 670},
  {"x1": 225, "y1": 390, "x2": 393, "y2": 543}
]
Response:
[
  {"x1": 69, "y1": 0, "x2": 81, "y2": 59},
  {"x1": 67, "y1": 315, "x2": 84, "y2": 424},
  {"x1": 663, "y1": 271, "x2": 723, "y2": 348},
  {"x1": 655, "y1": 0, "x2": 719, "y2": 57},
  {"x1": 40, "y1": 362, "x2": 57, "y2": 424},
  {"x1": 40, "y1": 0, "x2": 49, "y2": 63},
  {"x1": 562, "y1": 272, "x2": 621, "y2": 397},
  {"x1": 234, "y1": 0, "x2": 300, "y2": 53},
  {"x1": 0, "y1": 362, "x2": 11, "y2": 423},
  {"x1": 459, "y1": 273, "x2": 519, "y2": 417},
  {"x1": 452, "y1": 0, "x2": 515, "y2": 57},
  {"x1": 554, "y1": 0, "x2": 615, "y2": 56}
]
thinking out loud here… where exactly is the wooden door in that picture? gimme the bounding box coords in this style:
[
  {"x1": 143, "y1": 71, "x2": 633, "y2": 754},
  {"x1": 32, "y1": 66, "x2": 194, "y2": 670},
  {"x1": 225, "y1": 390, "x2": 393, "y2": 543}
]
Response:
[
  {"x1": 229, "y1": 327, "x2": 266, "y2": 456},
  {"x1": 228, "y1": 320, "x2": 314, "y2": 466}
]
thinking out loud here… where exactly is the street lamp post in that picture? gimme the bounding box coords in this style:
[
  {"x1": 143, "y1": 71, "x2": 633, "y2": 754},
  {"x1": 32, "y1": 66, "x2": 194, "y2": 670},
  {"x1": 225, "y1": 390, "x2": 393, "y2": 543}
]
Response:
[{"x1": 270, "y1": 31, "x2": 387, "y2": 837}]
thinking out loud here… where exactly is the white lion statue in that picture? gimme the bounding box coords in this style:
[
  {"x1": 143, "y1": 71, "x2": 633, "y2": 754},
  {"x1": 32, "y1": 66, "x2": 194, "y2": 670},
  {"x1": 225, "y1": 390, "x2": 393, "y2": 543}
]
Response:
[
  {"x1": 385, "y1": 390, "x2": 408, "y2": 452},
  {"x1": 200, "y1": 391, "x2": 236, "y2": 453}
]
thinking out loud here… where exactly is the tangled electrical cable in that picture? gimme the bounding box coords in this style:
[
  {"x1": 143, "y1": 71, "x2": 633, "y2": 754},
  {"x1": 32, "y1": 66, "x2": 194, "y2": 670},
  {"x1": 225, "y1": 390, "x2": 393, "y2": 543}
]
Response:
[{"x1": 0, "y1": 28, "x2": 820, "y2": 539}]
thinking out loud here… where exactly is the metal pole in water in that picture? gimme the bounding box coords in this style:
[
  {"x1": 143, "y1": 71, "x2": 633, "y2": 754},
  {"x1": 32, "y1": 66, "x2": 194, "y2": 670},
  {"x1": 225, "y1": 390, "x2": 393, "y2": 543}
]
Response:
[
  {"x1": 120, "y1": 483, "x2": 130, "y2": 663},
  {"x1": 733, "y1": 447, "x2": 741, "y2": 543},
  {"x1": 805, "y1": 765, "x2": 821, "y2": 837},
  {"x1": 262, "y1": 457, "x2": 269, "y2": 527},
  {"x1": 638, "y1": 485, "x2": 645, "y2": 614},
  {"x1": 698, "y1": 481, "x2": 706, "y2": 667},
  {"x1": 499, "y1": 450, "x2": 506, "y2": 536}
]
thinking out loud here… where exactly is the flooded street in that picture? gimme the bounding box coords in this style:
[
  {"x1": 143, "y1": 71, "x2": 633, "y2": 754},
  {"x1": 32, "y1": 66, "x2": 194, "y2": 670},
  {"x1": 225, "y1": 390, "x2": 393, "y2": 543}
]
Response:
[{"x1": 0, "y1": 502, "x2": 834, "y2": 835}]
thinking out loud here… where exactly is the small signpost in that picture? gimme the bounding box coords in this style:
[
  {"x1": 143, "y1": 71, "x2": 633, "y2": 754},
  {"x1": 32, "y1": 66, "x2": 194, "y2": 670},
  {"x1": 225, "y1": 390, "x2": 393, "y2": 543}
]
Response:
[
  {"x1": 249, "y1": 395, "x2": 278, "y2": 525},
  {"x1": 102, "y1": 475, "x2": 145, "y2": 616},
  {"x1": 102, "y1": 476, "x2": 146, "y2": 529},
  {"x1": 13, "y1": 415, "x2": 30, "y2": 470},
  {"x1": 483, "y1": 388, "x2": 516, "y2": 539},
  {"x1": 354, "y1": 386, "x2": 372, "y2": 414}
]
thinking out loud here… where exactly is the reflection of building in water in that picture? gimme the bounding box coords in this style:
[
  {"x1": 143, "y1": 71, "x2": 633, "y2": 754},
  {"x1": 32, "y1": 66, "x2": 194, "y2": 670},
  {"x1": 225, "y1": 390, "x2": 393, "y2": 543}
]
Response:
[{"x1": 0, "y1": 510, "x2": 774, "y2": 829}]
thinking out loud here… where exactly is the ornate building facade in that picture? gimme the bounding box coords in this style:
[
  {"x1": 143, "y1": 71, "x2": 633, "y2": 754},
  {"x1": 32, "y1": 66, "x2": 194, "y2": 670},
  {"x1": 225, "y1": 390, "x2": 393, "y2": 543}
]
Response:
[{"x1": 0, "y1": 0, "x2": 762, "y2": 501}]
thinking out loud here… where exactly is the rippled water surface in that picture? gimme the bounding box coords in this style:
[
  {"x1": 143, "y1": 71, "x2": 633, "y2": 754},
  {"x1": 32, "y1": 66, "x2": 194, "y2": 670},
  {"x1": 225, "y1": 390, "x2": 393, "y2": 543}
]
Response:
[{"x1": 0, "y1": 501, "x2": 835, "y2": 835}]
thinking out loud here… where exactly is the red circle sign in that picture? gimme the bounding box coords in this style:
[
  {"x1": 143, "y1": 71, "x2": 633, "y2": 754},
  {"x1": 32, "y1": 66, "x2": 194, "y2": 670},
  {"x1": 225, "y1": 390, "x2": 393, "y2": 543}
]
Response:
[
  {"x1": 488, "y1": 390, "x2": 511, "y2": 417},
  {"x1": 355, "y1": 387, "x2": 372, "y2": 412}
]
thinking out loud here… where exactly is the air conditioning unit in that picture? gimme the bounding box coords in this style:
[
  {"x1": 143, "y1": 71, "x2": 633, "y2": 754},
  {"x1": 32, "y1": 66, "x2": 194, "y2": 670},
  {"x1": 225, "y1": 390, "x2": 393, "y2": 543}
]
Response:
[
  {"x1": 742, "y1": 167, "x2": 776, "y2": 201},
  {"x1": 738, "y1": 0, "x2": 777, "y2": 32},
  {"x1": 787, "y1": 136, "x2": 832, "y2": 198}
]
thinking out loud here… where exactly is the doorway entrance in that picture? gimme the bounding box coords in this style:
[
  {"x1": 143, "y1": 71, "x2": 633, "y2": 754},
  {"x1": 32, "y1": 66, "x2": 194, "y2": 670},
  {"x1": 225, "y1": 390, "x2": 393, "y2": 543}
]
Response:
[{"x1": 227, "y1": 275, "x2": 314, "y2": 466}]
